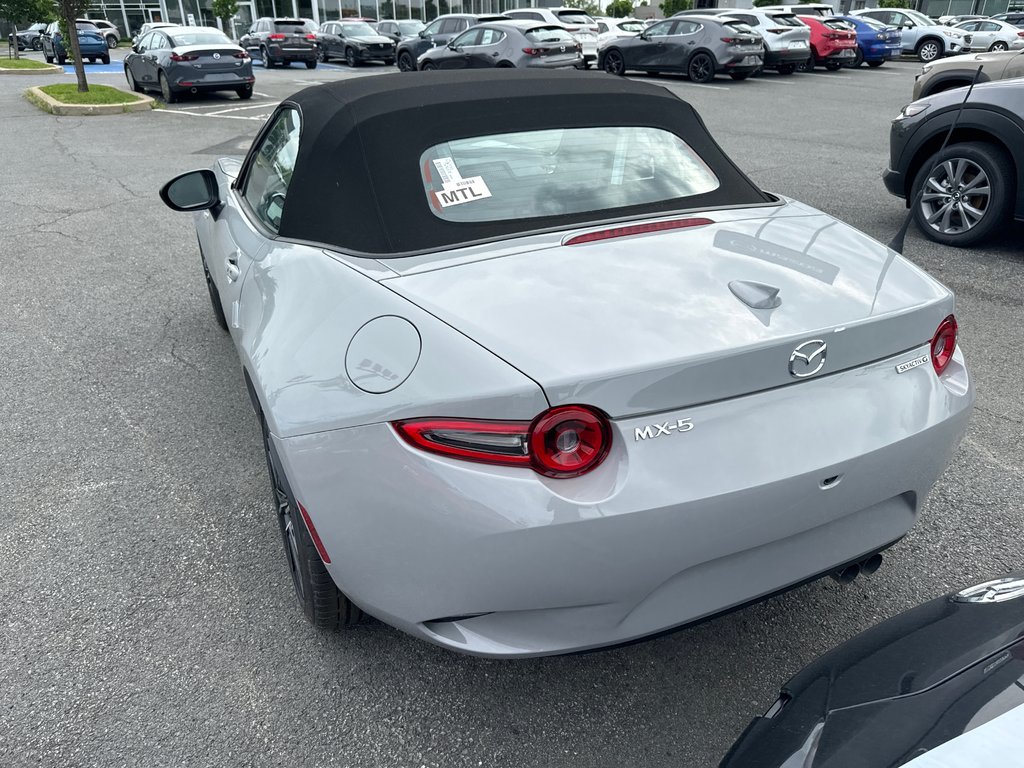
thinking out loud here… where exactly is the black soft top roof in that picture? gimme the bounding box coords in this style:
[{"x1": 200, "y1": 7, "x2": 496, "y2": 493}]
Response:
[{"x1": 275, "y1": 71, "x2": 771, "y2": 256}]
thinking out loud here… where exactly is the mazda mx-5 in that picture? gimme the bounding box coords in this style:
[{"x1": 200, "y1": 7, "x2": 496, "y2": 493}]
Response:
[{"x1": 160, "y1": 71, "x2": 973, "y2": 658}]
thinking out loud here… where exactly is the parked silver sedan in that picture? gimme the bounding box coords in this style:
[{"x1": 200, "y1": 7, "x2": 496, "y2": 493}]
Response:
[
  {"x1": 954, "y1": 17, "x2": 1024, "y2": 51},
  {"x1": 418, "y1": 20, "x2": 582, "y2": 69},
  {"x1": 159, "y1": 71, "x2": 973, "y2": 658}
]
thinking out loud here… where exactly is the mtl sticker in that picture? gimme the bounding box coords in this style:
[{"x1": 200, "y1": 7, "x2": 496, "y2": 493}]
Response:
[{"x1": 431, "y1": 158, "x2": 492, "y2": 208}]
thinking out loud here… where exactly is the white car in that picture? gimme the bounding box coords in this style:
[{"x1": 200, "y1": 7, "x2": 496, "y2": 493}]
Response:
[
  {"x1": 851, "y1": 7, "x2": 963, "y2": 61},
  {"x1": 757, "y1": 4, "x2": 835, "y2": 17},
  {"x1": 505, "y1": 6, "x2": 599, "y2": 65},
  {"x1": 954, "y1": 18, "x2": 1024, "y2": 52},
  {"x1": 593, "y1": 16, "x2": 645, "y2": 47}
]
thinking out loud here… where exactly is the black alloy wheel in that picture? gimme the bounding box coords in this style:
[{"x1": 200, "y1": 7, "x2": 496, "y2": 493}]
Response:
[
  {"x1": 990, "y1": 41, "x2": 1008, "y2": 51},
  {"x1": 32, "y1": 38, "x2": 43, "y2": 50},
  {"x1": 159, "y1": 70, "x2": 177, "y2": 103},
  {"x1": 420, "y1": 60, "x2": 437, "y2": 70},
  {"x1": 602, "y1": 49, "x2": 625, "y2": 76},
  {"x1": 106, "y1": 35, "x2": 117, "y2": 49},
  {"x1": 101, "y1": 53, "x2": 110, "y2": 65},
  {"x1": 688, "y1": 52, "x2": 714, "y2": 83},
  {"x1": 317, "y1": 46, "x2": 328, "y2": 62},
  {"x1": 911, "y1": 141, "x2": 1014, "y2": 246},
  {"x1": 851, "y1": 46, "x2": 864, "y2": 67},
  {"x1": 397, "y1": 51, "x2": 414, "y2": 71},
  {"x1": 259, "y1": 413, "x2": 363, "y2": 630},
  {"x1": 305, "y1": 59, "x2": 317, "y2": 69},
  {"x1": 236, "y1": 84, "x2": 253, "y2": 100},
  {"x1": 261, "y1": 45, "x2": 275, "y2": 67},
  {"x1": 345, "y1": 47, "x2": 358, "y2": 67}
]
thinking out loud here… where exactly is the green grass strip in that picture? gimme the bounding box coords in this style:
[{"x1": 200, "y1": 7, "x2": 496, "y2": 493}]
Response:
[
  {"x1": 38, "y1": 83, "x2": 141, "y2": 104},
  {"x1": 0, "y1": 58, "x2": 52, "y2": 69}
]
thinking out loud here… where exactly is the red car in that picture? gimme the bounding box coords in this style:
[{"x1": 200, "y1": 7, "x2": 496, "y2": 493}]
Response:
[{"x1": 798, "y1": 15, "x2": 857, "y2": 70}]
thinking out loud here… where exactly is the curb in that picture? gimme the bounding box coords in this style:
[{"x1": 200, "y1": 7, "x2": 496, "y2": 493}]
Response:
[
  {"x1": 24, "y1": 85, "x2": 155, "y2": 115},
  {"x1": 0, "y1": 62, "x2": 64, "y2": 75}
]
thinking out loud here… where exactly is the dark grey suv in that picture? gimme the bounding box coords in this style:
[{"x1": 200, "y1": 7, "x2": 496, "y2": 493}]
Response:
[
  {"x1": 395, "y1": 13, "x2": 508, "y2": 71},
  {"x1": 239, "y1": 17, "x2": 318, "y2": 68},
  {"x1": 884, "y1": 79, "x2": 1024, "y2": 246}
]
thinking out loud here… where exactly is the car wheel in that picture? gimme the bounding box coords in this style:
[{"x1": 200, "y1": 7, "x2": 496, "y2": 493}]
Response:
[
  {"x1": 989, "y1": 41, "x2": 1008, "y2": 52},
  {"x1": 305, "y1": 59, "x2": 317, "y2": 69},
  {"x1": 236, "y1": 84, "x2": 253, "y2": 100},
  {"x1": 602, "y1": 49, "x2": 625, "y2": 76},
  {"x1": 101, "y1": 53, "x2": 110, "y2": 65},
  {"x1": 125, "y1": 66, "x2": 142, "y2": 92},
  {"x1": 397, "y1": 51, "x2": 414, "y2": 71},
  {"x1": 88, "y1": 57, "x2": 96, "y2": 63},
  {"x1": 32, "y1": 38, "x2": 43, "y2": 51},
  {"x1": 261, "y1": 46, "x2": 275, "y2": 68},
  {"x1": 687, "y1": 52, "x2": 714, "y2": 83},
  {"x1": 345, "y1": 47, "x2": 358, "y2": 67},
  {"x1": 867, "y1": 59, "x2": 884, "y2": 68},
  {"x1": 911, "y1": 142, "x2": 1014, "y2": 247},
  {"x1": 850, "y1": 47, "x2": 864, "y2": 67},
  {"x1": 916, "y1": 39, "x2": 941, "y2": 62},
  {"x1": 260, "y1": 412, "x2": 364, "y2": 630},
  {"x1": 317, "y1": 46, "x2": 328, "y2": 63},
  {"x1": 729, "y1": 71, "x2": 751, "y2": 80},
  {"x1": 421, "y1": 60, "x2": 437, "y2": 70},
  {"x1": 159, "y1": 71, "x2": 178, "y2": 103},
  {"x1": 106, "y1": 35, "x2": 117, "y2": 49},
  {"x1": 777, "y1": 63, "x2": 795, "y2": 75},
  {"x1": 495, "y1": 60, "x2": 515, "y2": 68}
]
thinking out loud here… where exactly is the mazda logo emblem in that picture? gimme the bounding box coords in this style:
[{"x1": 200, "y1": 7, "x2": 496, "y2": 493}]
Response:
[
  {"x1": 213, "y1": 52, "x2": 221, "y2": 59},
  {"x1": 789, "y1": 340, "x2": 827, "y2": 378}
]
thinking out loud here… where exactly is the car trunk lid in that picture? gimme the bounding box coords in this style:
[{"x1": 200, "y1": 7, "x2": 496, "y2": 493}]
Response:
[
  {"x1": 382, "y1": 207, "x2": 954, "y2": 418},
  {"x1": 173, "y1": 45, "x2": 247, "y2": 72}
]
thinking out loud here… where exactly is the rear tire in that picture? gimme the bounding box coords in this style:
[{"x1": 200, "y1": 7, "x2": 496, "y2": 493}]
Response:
[
  {"x1": 159, "y1": 70, "x2": 177, "y2": 103},
  {"x1": 867, "y1": 59, "x2": 884, "y2": 68},
  {"x1": 687, "y1": 52, "x2": 715, "y2": 83},
  {"x1": 260, "y1": 413, "x2": 364, "y2": 631},
  {"x1": 345, "y1": 47, "x2": 357, "y2": 67},
  {"x1": 236, "y1": 84, "x2": 253, "y2": 99},
  {"x1": 495, "y1": 60, "x2": 515, "y2": 68},
  {"x1": 420, "y1": 60, "x2": 437, "y2": 70},
  {"x1": 261, "y1": 46, "x2": 275, "y2": 68},
  {"x1": 125, "y1": 65, "x2": 142, "y2": 92},
  {"x1": 305, "y1": 59, "x2": 317, "y2": 69},
  {"x1": 317, "y1": 46, "x2": 328, "y2": 62},
  {"x1": 729, "y1": 71, "x2": 751, "y2": 81},
  {"x1": 101, "y1": 53, "x2": 110, "y2": 65},
  {"x1": 851, "y1": 47, "x2": 864, "y2": 67},
  {"x1": 106, "y1": 35, "x2": 117, "y2": 49}
]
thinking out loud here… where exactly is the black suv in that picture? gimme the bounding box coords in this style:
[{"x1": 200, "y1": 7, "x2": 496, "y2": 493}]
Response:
[
  {"x1": 395, "y1": 13, "x2": 508, "y2": 71},
  {"x1": 240, "y1": 17, "x2": 318, "y2": 68},
  {"x1": 884, "y1": 79, "x2": 1024, "y2": 246}
]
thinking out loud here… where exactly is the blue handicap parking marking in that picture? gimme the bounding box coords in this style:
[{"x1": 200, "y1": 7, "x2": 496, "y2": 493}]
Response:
[{"x1": 62, "y1": 63, "x2": 125, "y2": 75}]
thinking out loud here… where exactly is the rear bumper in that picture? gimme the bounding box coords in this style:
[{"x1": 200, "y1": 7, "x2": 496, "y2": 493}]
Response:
[
  {"x1": 883, "y1": 166, "x2": 906, "y2": 199},
  {"x1": 816, "y1": 45, "x2": 857, "y2": 62},
  {"x1": 267, "y1": 43, "x2": 316, "y2": 61},
  {"x1": 764, "y1": 47, "x2": 811, "y2": 66},
  {"x1": 526, "y1": 56, "x2": 584, "y2": 69},
  {"x1": 276, "y1": 345, "x2": 973, "y2": 657},
  {"x1": 864, "y1": 41, "x2": 903, "y2": 60}
]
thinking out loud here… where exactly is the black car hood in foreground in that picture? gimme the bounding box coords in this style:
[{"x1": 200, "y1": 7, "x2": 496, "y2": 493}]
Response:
[{"x1": 721, "y1": 574, "x2": 1024, "y2": 768}]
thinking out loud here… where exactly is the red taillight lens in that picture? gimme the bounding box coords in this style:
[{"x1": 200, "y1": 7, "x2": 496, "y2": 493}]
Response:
[
  {"x1": 564, "y1": 217, "x2": 714, "y2": 246},
  {"x1": 528, "y1": 406, "x2": 611, "y2": 478},
  {"x1": 170, "y1": 52, "x2": 198, "y2": 61},
  {"x1": 233, "y1": 50, "x2": 250, "y2": 59},
  {"x1": 268, "y1": 33, "x2": 286, "y2": 40},
  {"x1": 1018, "y1": 31, "x2": 1024, "y2": 37},
  {"x1": 766, "y1": 28, "x2": 787, "y2": 34},
  {"x1": 721, "y1": 36, "x2": 740, "y2": 44},
  {"x1": 931, "y1": 315, "x2": 958, "y2": 376},
  {"x1": 393, "y1": 405, "x2": 611, "y2": 478},
  {"x1": 305, "y1": 33, "x2": 317, "y2": 40},
  {"x1": 522, "y1": 47, "x2": 542, "y2": 55}
]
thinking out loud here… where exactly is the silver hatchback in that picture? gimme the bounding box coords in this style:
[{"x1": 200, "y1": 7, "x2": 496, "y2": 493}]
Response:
[{"x1": 418, "y1": 21, "x2": 582, "y2": 70}]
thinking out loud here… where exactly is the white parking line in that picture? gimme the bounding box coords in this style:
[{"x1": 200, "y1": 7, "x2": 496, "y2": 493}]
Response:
[
  {"x1": 799, "y1": 72, "x2": 852, "y2": 79},
  {"x1": 205, "y1": 103, "x2": 280, "y2": 115},
  {"x1": 155, "y1": 109, "x2": 268, "y2": 121},
  {"x1": 746, "y1": 77, "x2": 795, "y2": 85}
]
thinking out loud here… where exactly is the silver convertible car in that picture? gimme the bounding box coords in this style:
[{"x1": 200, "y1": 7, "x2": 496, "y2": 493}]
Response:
[{"x1": 161, "y1": 71, "x2": 973, "y2": 658}]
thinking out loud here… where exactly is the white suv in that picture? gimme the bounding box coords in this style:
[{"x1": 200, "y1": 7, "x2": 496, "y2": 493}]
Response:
[
  {"x1": 852, "y1": 7, "x2": 964, "y2": 61},
  {"x1": 504, "y1": 7, "x2": 599, "y2": 66}
]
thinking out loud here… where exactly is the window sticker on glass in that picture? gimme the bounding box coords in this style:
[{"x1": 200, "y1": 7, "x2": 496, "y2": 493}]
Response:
[{"x1": 430, "y1": 158, "x2": 493, "y2": 208}]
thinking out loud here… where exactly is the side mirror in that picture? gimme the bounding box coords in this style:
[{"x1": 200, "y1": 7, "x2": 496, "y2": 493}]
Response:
[
  {"x1": 132, "y1": 43, "x2": 140, "y2": 53},
  {"x1": 160, "y1": 169, "x2": 221, "y2": 214},
  {"x1": 447, "y1": 40, "x2": 458, "y2": 49},
  {"x1": 419, "y1": 29, "x2": 427, "y2": 38},
  {"x1": 903, "y1": 22, "x2": 915, "y2": 28},
  {"x1": 639, "y1": 31, "x2": 649, "y2": 39}
]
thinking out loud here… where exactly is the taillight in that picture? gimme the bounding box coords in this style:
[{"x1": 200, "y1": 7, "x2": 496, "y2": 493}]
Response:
[
  {"x1": 522, "y1": 47, "x2": 542, "y2": 55},
  {"x1": 564, "y1": 217, "x2": 714, "y2": 246},
  {"x1": 305, "y1": 33, "x2": 316, "y2": 40},
  {"x1": 721, "y1": 36, "x2": 740, "y2": 44},
  {"x1": 393, "y1": 405, "x2": 612, "y2": 479},
  {"x1": 931, "y1": 315, "x2": 958, "y2": 376},
  {"x1": 170, "y1": 52, "x2": 198, "y2": 61},
  {"x1": 766, "y1": 27, "x2": 787, "y2": 34},
  {"x1": 268, "y1": 33, "x2": 286, "y2": 40},
  {"x1": 1018, "y1": 31, "x2": 1024, "y2": 37},
  {"x1": 233, "y1": 50, "x2": 249, "y2": 59}
]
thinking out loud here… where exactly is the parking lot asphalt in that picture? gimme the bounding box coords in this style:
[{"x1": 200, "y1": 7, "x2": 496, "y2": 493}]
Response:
[{"x1": 1, "y1": 52, "x2": 1022, "y2": 768}]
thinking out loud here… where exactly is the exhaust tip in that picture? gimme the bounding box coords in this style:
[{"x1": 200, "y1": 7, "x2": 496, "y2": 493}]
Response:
[
  {"x1": 831, "y1": 563, "x2": 861, "y2": 584},
  {"x1": 860, "y1": 553, "x2": 883, "y2": 575}
]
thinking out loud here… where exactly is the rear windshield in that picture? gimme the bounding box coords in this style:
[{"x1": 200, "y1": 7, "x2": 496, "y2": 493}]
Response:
[
  {"x1": 75, "y1": 22, "x2": 100, "y2": 31},
  {"x1": 170, "y1": 31, "x2": 232, "y2": 45},
  {"x1": 617, "y1": 20, "x2": 645, "y2": 32},
  {"x1": 525, "y1": 26, "x2": 576, "y2": 43},
  {"x1": 766, "y1": 14, "x2": 804, "y2": 27},
  {"x1": 274, "y1": 20, "x2": 315, "y2": 33},
  {"x1": 555, "y1": 11, "x2": 594, "y2": 24},
  {"x1": 398, "y1": 21, "x2": 424, "y2": 33},
  {"x1": 420, "y1": 126, "x2": 719, "y2": 223},
  {"x1": 723, "y1": 21, "x2": 756, "y2": 34},
  {"x1": 857, "y1": 16, "x2": 887, "y2": 29},
  {"x1": 824, "y1": 19, "x2": 853, "y2": 30},
  {"x1": 340, "y1": 22, "x2": 376, "y2": 35}
]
